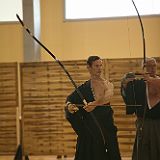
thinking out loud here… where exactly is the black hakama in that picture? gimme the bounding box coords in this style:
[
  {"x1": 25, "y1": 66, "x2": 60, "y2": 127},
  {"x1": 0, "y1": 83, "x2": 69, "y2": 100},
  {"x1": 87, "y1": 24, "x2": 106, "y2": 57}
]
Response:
[{"x1": 65, "y1": 80, "x2": 121, "y2": 160}]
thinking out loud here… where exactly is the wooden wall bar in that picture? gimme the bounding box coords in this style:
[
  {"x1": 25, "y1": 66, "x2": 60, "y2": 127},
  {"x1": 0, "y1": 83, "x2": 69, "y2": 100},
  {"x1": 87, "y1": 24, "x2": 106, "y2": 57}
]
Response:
[
  {"x1": 0, "y1": 63, "x2": 18, "y2": 155},
  {"x1": 21, "y1": 62, "x2": 64, "y2": 155},
  {"x1": 20, "y1": 60, "x2": 91, "y2": 155}
]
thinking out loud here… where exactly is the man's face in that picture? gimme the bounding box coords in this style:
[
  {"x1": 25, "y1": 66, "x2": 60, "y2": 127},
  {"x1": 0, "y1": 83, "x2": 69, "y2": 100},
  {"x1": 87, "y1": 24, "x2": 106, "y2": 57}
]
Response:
[
  {"x1": 145, "y1": 60, "x2": 157, "y2": 76},
  {"x1": 88, "y1": 59, "x2": 103, "y2": 77}
]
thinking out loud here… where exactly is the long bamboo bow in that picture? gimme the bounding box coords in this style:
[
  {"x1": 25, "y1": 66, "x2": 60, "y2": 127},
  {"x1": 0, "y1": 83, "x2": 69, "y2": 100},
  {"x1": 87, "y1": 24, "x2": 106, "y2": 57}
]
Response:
[
  {"x1": 131, "y1": 0, "x2": 146, "y2": 67},
  {"x1": 131, "y1": 2, "x2": 147, "y2": 159},
  {"x1": 16, "y1": 14, "x2": 107, "y2": 148}
]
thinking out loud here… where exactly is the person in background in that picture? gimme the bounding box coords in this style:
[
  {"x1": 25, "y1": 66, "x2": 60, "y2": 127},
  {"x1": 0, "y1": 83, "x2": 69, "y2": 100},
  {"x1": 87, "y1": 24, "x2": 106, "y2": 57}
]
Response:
[
  {"x1": 121, "y1": 57, "x2": 160, "y2": 160},
  {"x1": 65, "y1": 56, "x2": 121, "y2": 160}
]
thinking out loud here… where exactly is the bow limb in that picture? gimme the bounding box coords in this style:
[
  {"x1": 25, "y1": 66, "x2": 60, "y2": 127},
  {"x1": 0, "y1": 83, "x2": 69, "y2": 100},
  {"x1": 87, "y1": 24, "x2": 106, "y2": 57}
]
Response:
[
  {"x1": 131, "y1": 3, "x2": 149, "y2": 159},
  {"x1": 16, "y1": 14, "x2": 106, "y2": 146},
  {"x1": 131, "y1": 0, "x2": 146, "y2": 67},
  {"x1": 16, "y1": 14, "x2": 85, "y2": 102}
]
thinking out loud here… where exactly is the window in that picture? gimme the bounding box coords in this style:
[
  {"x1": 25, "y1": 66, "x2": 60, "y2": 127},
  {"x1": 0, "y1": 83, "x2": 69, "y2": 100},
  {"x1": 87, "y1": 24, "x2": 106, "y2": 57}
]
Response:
[
  {"x1": 0, "y1": 0, "x2": 23, "y2": 22},
  {"x1": 64, "y1": 0, "x2": 160, "y2": 20}
]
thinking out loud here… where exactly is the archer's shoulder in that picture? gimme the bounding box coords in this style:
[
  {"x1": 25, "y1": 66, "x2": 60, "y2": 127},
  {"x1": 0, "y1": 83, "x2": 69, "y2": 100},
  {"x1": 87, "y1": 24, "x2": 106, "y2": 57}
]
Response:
[{"x1": 78, "y1": 80, "x2": 91, "y2": 88}]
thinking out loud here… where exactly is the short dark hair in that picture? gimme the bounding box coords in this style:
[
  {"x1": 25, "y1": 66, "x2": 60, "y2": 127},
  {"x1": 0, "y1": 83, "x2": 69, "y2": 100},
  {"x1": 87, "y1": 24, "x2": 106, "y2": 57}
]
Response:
[{"x1": 87, "y1": 56, "x2": 101, "y2": 66}]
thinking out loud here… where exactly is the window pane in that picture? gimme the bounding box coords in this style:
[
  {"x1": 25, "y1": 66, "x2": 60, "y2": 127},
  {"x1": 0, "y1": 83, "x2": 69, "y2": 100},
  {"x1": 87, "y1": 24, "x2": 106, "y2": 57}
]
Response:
[
  {"x1": 65, "y1": 0, "x2": 160, "y2": 20},
  {"x1": 0, "y1": 0, "x2": 23, "y2": 22}
]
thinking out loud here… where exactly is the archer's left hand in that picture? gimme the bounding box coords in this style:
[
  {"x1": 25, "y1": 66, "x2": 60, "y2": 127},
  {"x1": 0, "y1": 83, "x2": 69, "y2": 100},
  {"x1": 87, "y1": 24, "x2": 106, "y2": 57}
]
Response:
[{"x1": 83, "y1": 102, "x2": 96, "y2": 112}]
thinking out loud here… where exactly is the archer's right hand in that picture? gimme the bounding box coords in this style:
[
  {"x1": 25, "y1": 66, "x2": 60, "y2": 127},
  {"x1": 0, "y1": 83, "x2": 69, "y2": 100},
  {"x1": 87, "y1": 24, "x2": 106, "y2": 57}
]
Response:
[{"x1": 67, "y1": 103, "x2": 79, "y2": 114}]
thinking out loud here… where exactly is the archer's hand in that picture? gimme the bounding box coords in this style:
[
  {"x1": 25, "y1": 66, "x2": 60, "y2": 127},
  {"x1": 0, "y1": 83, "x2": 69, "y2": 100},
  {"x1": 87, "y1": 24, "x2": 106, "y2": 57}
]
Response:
[
  {"x1": 121, "y1": 72, "x2": 136, "y2": 88},
  {"x1": 67, "y1": 103, "x2": 79, "y2": 114},
  {"x1": 122, "y1": 77, "x2": 135, "y2": 88},
  {"x1": 83, "y1": 102, "x2": 96, "y2": 112}
]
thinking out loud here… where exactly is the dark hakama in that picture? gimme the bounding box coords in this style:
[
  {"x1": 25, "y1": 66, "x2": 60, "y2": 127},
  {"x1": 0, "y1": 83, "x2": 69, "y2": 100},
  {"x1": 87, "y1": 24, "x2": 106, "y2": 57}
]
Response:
[
  {"x1": 121, "y1": 79, "x2": 160, "y2": 160},
  {"x1": 132, "y1": 117, "x2": 160, "y2": 160},
  {"x1": 65, "y1": 80, "x2": 121, "y2": 160}
]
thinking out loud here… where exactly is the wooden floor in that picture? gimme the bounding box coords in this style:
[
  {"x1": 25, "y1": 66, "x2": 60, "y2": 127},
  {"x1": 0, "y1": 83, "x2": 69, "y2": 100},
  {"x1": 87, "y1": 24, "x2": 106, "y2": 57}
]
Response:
[{"x1": 0, "y1": 156, "x2": 131, "y2": 160}]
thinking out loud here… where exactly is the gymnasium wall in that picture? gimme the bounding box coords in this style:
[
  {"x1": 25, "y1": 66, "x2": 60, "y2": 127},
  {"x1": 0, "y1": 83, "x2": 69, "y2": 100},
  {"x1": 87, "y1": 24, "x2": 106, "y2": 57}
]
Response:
[{"x1": 0, "y1": 0, "x2": 160, "y2": 62}]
